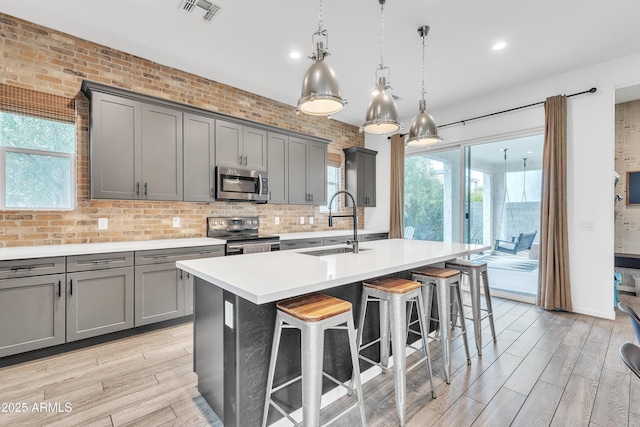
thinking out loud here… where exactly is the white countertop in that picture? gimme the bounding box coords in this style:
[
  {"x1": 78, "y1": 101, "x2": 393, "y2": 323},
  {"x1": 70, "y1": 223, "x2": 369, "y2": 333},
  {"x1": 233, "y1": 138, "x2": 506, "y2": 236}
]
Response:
[
  {"x1": 0, "y1": 237, "x2": 226, "y2": 261},
  {"x1": 0, "y1": 229, "x2": 387, "y2": 261},
  {"x1": 277, "y1": 229, "x2": 389, "y2": 240},
  {"x1": 177, "y1": 239, "x2": 490, "y2": 305}
]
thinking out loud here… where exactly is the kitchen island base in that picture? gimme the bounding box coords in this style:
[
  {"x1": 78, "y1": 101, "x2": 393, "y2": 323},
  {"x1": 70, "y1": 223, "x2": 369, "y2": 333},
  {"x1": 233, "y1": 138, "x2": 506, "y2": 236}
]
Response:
[{"x1": 194, "y1": 277, "x2": 385, "y2": 426}]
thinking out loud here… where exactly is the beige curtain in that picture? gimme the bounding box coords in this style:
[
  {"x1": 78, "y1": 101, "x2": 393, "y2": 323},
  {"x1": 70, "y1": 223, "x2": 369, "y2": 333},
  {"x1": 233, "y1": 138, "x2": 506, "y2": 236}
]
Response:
[
  {"x1": 537, "y1": 95, "x2": 572, "y2": 311},
  {"x1": 389, "y1": 134, "x2": 405, "y2": 238}
]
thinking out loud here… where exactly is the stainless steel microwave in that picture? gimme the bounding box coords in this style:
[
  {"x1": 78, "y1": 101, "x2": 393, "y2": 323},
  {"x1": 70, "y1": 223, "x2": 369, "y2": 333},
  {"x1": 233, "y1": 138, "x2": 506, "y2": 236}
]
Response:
[{"x1": 216, "y1": 166, "x2": 268, "y2": 203}]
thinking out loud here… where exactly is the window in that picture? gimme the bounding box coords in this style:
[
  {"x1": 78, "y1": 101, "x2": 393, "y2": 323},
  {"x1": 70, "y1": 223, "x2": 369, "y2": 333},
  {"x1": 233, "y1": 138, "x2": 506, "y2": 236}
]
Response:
[
  {"x1": 0, "y1": 85, "x2": 76, "y2": 210},
  {"x1": 321, "y1": 164, "x2": 341, "y2": 212}
]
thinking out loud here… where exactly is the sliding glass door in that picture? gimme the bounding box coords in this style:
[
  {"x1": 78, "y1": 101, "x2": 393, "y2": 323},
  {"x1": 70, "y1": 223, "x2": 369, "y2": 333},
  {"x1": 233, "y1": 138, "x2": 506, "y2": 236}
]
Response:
[
  {"x1": 404, "y1": 134, "x2": 543, "y2": 302},
  {"x1": 464, "y1": 135, "x2": 543, "y2": 301},
  {"x1": 404, "y1": 147, "x2": 462, "y2": 242}
]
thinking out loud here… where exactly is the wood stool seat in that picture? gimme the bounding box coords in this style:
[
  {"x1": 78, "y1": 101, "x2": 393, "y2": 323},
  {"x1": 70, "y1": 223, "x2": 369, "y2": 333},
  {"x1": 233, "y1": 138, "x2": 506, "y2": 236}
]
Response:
[
  {"x1": 363, "y1": 277, "x2": 420, "y2": 294},
  {"x1": 412, "y1": 266, "x2": 460, "y2": 279},
  {"x1": 276, "y1": 293, "x2": 352, "y2": 322}
]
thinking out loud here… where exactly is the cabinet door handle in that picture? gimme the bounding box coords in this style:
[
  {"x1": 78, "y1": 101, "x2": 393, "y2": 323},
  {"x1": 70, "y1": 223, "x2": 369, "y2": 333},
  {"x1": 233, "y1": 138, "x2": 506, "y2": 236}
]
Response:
[
  {"x1": 144, "y1": 183, "x2": 148, "y2": 197},
  {"x1": 244, "y1": 155, "x2": 248, "y2": 165},
  {"x1": 310, "y1": 193, "x2": 314, "y2": 202},
  {"x1": 136, "y1": 182, "x2": 140, "y2": 195},
  {"x1": 239, "y1": 155, "x2": 243, "y2": 165},
  {"x1": 58, "y1": 281, "x2": 61, "y2": 298},
  {"x1": 179, "y1": 270, "x2": 183, "y2": 280},
  {"x1": 69, "y1": 279, "x2": 73, "y2": 296}
]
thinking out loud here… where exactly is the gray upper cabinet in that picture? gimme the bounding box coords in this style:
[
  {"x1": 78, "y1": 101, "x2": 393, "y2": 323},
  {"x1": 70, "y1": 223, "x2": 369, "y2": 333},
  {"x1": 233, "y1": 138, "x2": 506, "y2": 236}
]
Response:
[
  {"x1": 216, "y1": 120, "x2": 267, "y2": 171},
  {"x1": 344, "y1": 147, "x2": 377, "y2": 207},
  {"x1": 141, "y1": 104, "x2": 183, "y2": 201},
  {"x1": 184, "y1": 113, "x2": 216, "y2": 202},
  {"x1": 244, "y1": 127, "x2": 268, "y2": 170},
  {"x1": 90, "y1": 92, "x2": 142, "y2": 200},
  {"x1": 267, "y1": 132, "x2": 289, "y2": 204},
  {"x1": 89, "y1": 90, "x2": 183, "y2": 201},
  {"x1": 84, "y1": 81, "x2": 330, "y2": 203},
  {"x1": 309, "y1": 141, "x2": 328, "y2": 206},
  {"x1": 288, "y1": 137, "x2": 327, "y2": 205}
]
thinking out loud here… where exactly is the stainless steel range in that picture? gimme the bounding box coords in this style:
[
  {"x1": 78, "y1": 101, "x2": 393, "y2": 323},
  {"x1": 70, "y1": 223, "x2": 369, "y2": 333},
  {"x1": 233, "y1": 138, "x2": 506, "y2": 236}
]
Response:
[{"x1": 207, "y1": 216, "x2": 280, "y2": 255}]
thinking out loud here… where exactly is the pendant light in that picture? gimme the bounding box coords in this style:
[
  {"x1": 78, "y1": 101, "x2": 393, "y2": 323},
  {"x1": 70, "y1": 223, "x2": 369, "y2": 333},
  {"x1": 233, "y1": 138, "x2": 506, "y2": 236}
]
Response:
[
  {"x1": 406, "y1": 25, "x2": 442, "y2": 147},
  {"x1": 297, "y1": 0, "x2": 346, "y2": 117},
  {"x1": 361, "y1": 0, "x2": 400, "y2": 135}
]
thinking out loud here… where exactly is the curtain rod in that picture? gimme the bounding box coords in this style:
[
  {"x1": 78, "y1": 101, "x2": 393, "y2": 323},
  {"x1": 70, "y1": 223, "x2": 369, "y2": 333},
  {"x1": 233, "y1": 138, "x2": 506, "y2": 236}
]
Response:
[{"x1": 390, "y1": 87, "x2": 597, "y2": 138}]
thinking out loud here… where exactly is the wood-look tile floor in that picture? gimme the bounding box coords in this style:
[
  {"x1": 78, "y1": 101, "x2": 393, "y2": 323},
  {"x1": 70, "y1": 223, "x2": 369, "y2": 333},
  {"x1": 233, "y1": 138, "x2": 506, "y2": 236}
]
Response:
[{"x1": 0, "y1": 293, "x2": 637, "y2": 426}]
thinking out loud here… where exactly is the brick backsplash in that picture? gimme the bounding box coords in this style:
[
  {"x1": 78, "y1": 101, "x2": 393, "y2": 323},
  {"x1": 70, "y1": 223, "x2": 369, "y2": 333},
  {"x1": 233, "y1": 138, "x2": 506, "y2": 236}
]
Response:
[{"x1": 0, "y1": 13, "x2": 366, "y2": 247}]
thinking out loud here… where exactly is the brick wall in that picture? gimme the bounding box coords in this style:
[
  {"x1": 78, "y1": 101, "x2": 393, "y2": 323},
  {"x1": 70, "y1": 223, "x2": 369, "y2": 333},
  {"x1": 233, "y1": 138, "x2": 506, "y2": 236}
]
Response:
[{"x1": 0, "y1": 13, "x2": 366, "y2": 247}]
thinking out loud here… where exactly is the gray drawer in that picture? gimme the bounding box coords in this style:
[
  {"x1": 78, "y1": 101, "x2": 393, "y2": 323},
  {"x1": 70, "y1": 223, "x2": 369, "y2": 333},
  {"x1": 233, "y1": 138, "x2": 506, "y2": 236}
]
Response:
[
  {"x1": 323, "y1": 235, "x2": 351, "y2": 246},
  {"x1": 66, "y1": 252, "x2": 134, "y2": 272},
  {"x1": 280, "y1": 238, "x2": 324, "y2": 250},
  {"x1": 0, "y1": 257, "x2": 65, "y2": 279},
  {"x1": 359, "y1": 233, "x2": 389, "y2": 242},
  {"x1": 135, "y1": 245, "x2": 224, "y2": 265}
]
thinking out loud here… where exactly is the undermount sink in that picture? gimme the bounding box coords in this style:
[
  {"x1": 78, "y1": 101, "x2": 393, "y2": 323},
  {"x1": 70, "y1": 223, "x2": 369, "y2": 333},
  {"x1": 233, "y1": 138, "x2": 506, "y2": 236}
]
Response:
[{"x1": 302, "y1": 247, "x2": 371, "y2": 257}]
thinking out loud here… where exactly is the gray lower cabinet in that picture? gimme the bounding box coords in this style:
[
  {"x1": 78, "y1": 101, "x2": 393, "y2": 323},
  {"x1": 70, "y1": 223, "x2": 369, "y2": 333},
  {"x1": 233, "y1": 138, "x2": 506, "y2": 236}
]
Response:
[
  {"x1": 267, "y1": 132, "x2": 289, "y2": 204},
  {"x1": 183, "y1": 112, "x2": 216, "y2": 202},
  {"x1": 359, "y1": 232, "x2": 389, "y2": 242},
  {"x1": 135, "y1": 262, "x2": 184, "y2": 326},
  {"x1": 288, "y1": 137, "x2": 328, "y2": 205},
  {"x1": 323, "y1": 235, "x2": 352, "y2": 246},
  {"x1": 135, "y1": 245, "x2": 224, "y2": 326},
  {"x1": 0, "y1": 257, "x2": 66, "y2": 358},
  {"x1": 181, "y1": 270, "x2": 194, "y2": 316},
  {"x1": 66, "y1": 252, "x2": 134, "y2": 342},
  {"x1": 280, "y1": 238, "x2": 324, "y2": 250}
]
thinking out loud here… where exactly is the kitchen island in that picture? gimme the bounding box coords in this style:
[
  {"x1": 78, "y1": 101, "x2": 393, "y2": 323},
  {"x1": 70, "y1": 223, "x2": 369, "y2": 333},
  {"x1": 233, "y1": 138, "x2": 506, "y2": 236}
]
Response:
[{"x1": 177, "y1": 239, "x2": 489, "y2": 426}]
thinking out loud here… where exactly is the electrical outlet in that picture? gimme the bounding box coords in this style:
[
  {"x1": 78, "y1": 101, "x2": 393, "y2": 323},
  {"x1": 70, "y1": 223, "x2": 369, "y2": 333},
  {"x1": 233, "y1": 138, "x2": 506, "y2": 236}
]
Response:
[
  {"x1": 300, "y1": 216, "x2": 305, "y2": 225},
  {"x1": 172, "y1": 217, "x2": 181, "y2": 228},
  {"x1": 275, "y1": 217, "x2": 280, "y2": 225},
  {"x1": 98, "y1": 218, "x2": 108, "y2": 230},
  {"x1": 309, "y1": 216, "x2": 314, "y2": 225},
  {"x1": 580, "y1": 220, "x2": 594, "y2": 230}
]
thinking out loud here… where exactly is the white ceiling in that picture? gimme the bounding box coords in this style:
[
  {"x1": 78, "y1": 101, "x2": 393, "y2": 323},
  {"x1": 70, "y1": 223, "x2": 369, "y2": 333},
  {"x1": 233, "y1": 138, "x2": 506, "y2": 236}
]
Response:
[{"x1": 2, "y1": 0, "x2": 640, "y2": 129}]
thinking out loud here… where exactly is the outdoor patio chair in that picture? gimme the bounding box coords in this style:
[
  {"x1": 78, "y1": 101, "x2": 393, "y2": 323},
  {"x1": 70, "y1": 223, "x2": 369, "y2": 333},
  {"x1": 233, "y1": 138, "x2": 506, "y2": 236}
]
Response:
[
  {"x1": 404, "y1": 226, "x2": 415, "y2": 239},
  {"x1": 494, "y1": 231, "x2": 537, "y2": 255}
]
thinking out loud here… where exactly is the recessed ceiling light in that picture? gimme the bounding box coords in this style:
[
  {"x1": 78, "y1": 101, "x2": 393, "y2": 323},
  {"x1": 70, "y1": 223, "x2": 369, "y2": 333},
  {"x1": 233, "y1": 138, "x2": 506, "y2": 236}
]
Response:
[
  {"x1": 289, "y1": 51, "x2": 301, "y2": 59},
  {"x1": 493, "y1": 41, "x2": 507, "y2": 51}
]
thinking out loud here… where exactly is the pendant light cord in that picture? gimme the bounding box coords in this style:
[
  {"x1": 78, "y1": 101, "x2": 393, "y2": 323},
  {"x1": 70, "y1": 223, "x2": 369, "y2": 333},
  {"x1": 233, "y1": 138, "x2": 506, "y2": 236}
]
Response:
[
  {"x1": 421, "y1": 29, "x2": 426, "y2": 102},
  {"x1": 318, "y1": 0, "x2": 324, "y2": 31},
  {"x1": 379, "y1": 1, "x2": 385, "y2": 69}
]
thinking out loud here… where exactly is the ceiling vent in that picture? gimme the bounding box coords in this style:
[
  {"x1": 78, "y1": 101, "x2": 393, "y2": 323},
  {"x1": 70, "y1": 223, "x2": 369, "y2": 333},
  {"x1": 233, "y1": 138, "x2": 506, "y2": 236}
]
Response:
[{"x1": 180, "y1": 0, "x2": 222, "y2": 22}]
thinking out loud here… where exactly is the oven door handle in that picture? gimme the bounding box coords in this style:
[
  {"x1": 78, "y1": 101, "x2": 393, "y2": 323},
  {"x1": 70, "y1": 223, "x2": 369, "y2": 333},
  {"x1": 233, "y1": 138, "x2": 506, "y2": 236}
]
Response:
[
  {"x1": 227, "y1": 241, "x2": 278, "y2": 254},
  {"x1": 258, "y1": 173, "x2": 263, "y2": 196}
]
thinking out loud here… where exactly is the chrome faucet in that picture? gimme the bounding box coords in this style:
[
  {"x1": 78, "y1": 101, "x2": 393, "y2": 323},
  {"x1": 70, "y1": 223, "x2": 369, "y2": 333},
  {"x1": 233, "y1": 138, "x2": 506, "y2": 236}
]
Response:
[{"x1": 328, "y1": 190, "x2": 359, "y2": 253}]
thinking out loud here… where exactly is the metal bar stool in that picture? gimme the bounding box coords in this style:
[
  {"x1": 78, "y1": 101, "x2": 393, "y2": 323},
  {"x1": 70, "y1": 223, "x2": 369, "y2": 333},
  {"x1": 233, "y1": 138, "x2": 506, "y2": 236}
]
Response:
[
  {"x1": 354, "y1": 277, "x2": 436, "y2": 427},
  {"x1": 411, "y1": 267, "x2": 471, "y2": 384},
  {"x1": 262, "y1": 293, "x2": 366, "y2": 427},
  {"x1": 445, "y1": 258, "x2": 497, "y2": 356}
]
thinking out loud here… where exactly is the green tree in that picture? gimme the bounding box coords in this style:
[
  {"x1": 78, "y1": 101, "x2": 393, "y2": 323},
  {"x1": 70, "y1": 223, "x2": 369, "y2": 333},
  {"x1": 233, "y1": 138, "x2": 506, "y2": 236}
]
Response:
[
  {"x1": 404, "y1": 156, "x2": 444, "y2": 241},
  {"x1": 0, "y1": 112, "x2": 75, "y2": 208}
]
